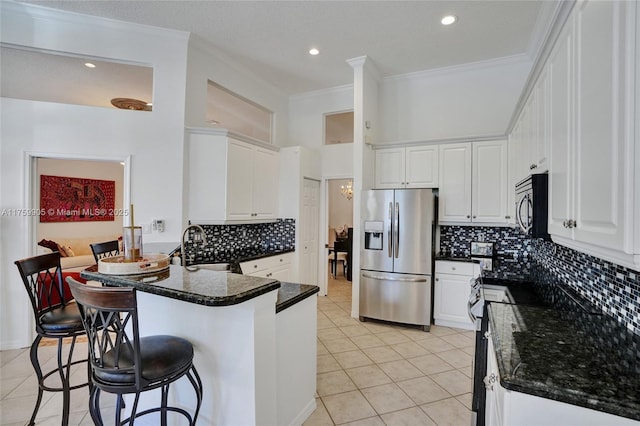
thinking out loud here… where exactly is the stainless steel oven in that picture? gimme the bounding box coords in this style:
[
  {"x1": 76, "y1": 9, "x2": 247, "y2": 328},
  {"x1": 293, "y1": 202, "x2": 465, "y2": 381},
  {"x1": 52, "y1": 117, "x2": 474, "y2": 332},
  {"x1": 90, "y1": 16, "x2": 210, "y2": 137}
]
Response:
[
  {"x1": 468, "y1": 280, "x2": 516, "y2": 426},
  {"x1": 515, "y1": 173, "x2": 549, "y2": 239}
]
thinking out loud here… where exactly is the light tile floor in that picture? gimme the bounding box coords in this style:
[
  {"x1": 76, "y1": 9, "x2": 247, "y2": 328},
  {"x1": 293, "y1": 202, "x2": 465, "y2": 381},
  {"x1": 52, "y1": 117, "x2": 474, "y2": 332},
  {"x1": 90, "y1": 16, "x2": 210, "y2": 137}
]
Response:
[
  {"x1": 0, "y1": 271, "x2": 473, "y2": 426},
  {"x1": 304, "y1": 272, "x2": 474, "y2": 426}
]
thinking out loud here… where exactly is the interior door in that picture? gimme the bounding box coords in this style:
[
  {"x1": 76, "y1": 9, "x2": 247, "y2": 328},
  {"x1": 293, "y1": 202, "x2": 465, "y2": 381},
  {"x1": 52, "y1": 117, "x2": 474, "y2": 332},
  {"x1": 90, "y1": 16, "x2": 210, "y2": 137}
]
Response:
[{"x1": 300, "y1": 178, "x2": 320, "y2": 285}]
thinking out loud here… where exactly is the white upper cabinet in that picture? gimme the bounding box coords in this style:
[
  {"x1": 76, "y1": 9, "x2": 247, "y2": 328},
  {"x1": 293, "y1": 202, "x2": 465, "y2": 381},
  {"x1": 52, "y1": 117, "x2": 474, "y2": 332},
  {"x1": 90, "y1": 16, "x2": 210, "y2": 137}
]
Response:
[
  {"x1": 547, "y1": 18, "x2": 573, "y2": 240},
  {"x1": 439, "y1": 140, "x2": 508, "y2": 224},
  {"x1": 227, "y1": 139, "x2": 279, "y2": 221},
  {"x1": 375, "y1": 147, "x2": 405, "y2": 188},
  {"x1": 187, "y1": 129, "x2": 279, "y2": 223},
  {"x1": 375, "y1": 145, "x2": 438, "y2": 189},
  {"x1": 438, "y1": 143, "x2": 472, "y2": 222},
  {"x1": 473, "y1": 140, "x2": 508, "y2": 223},
  {"x1": 548, "y1": 0, "x2": 635, "y2": 254}
]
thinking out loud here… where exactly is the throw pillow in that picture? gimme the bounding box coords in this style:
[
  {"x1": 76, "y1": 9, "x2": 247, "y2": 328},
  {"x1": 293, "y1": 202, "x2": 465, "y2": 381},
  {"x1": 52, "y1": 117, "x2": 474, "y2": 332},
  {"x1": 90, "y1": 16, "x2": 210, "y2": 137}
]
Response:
[
  {"x1": 56, "y1": 244, "x2": 68, "y2": 257},
  {"x1": 61, "y1": 245, "x2": 75, "y2": 257},
  {"x1": 38, "y1": 239, "x2": 59, "y2": 252}
]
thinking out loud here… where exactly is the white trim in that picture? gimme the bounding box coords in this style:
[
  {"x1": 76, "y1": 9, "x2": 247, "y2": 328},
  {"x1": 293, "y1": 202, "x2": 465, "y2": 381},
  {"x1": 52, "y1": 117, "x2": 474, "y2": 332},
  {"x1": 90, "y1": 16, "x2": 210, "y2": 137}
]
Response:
[
  {"x1": 375, "y1": 134, "x2": 506, "y2": 148},
  {"x1": 288, "y1": 84, "x2": 354, "y2": 102},
  {"x1": 2, "y1": 0, "x2": 189, "y2": 42},
  {"x1": 383, "y1": 54, "x2": 531, "y2": 84},
  {"x1": 185, "y1": 127, "x2": 279, "y2": 151},
  {"x1": 507, "y1": 0, "x2": 576, "y2": 133}
]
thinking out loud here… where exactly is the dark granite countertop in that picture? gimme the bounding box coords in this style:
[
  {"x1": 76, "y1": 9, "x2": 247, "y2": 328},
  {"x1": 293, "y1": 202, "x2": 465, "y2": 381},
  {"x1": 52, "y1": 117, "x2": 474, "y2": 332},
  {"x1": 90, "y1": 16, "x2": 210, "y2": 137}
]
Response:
[
  {"x1": 81, "y1": 264, "x2": 280, "y2": 307},
  {"x1": 276, "y1": 283, "x2": 319, "y2": 313},
  {"x1": 488, "y1": 302, "x2": 640, "y2": 421}
]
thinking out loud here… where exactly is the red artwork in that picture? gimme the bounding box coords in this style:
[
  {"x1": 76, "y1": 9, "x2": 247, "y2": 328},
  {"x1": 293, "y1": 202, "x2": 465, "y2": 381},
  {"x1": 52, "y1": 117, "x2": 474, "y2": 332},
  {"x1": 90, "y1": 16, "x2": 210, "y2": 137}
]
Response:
[{"x1": 40, "y1": 175, "x2": 116, "y2": 222}]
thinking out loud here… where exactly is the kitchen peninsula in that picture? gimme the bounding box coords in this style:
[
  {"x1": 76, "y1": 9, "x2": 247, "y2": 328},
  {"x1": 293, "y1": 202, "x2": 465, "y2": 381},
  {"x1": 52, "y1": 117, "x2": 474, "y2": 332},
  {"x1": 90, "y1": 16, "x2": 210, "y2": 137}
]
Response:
[{"x1": 81, "y1": 264, "x2": 319, "y2": 425}]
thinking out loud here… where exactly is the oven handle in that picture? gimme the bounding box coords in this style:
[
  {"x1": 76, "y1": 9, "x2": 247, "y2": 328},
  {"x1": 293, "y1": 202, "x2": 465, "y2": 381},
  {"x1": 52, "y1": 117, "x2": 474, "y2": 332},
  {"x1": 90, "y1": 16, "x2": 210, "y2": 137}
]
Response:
[{"x1": 468, "y1": 279, "x2": 480, "y2": 323}]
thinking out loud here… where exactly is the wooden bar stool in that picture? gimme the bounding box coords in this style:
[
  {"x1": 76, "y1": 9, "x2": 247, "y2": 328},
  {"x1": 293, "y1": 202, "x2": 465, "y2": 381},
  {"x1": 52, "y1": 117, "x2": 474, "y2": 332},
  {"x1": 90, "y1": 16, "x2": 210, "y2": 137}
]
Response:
[
  {"x1": 14, "y1": 252, "x2": 89, "y2": 426},
  {"x1": 66, "y1": 277, "x2": 203, "y2": 425}
]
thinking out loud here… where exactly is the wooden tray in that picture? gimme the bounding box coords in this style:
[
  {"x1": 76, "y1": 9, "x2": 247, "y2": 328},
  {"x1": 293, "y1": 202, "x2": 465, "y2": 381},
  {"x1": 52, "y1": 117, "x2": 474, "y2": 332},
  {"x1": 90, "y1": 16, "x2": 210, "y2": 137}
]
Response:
[{"x1": 98, "y1": 254, "x2": 170, "y2": 275}]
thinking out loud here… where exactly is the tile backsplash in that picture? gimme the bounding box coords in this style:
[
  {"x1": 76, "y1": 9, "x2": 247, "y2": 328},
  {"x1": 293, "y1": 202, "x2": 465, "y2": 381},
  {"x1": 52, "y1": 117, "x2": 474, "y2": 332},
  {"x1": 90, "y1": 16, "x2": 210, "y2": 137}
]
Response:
[
  {"x1": 439, "y1": 225, "x2": 640, "y2": 335},
  {"x1": 184, "y1": 219, "x2": 295, "y2": 263},
  {"x1": 531, "y1": 239, "x2": 640, "y2": 335},
  {"x1": 439, "y1": 225, "x2": 533, "y2": 280}
]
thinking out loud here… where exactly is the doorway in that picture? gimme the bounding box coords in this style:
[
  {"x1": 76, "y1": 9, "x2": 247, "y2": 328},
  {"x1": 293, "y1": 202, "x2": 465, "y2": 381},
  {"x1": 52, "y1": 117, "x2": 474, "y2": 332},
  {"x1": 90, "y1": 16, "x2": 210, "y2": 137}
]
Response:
[
  {"x1": 326, "y1": 178, "x2": 353, "y2": 297},
  {"x1": 26, "y1": 152, "x2": 130, "y2": 256}
]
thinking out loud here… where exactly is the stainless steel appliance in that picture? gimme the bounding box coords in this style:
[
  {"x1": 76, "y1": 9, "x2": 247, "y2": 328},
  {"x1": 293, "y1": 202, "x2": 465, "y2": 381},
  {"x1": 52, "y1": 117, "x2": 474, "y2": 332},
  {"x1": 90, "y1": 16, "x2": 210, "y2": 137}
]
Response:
[
  {"x1": 515, "y1": 173, "x2": 549, "y2": 239},
  {"x1": 360, "y1": 189, "x2": 435, "y2": 331}
]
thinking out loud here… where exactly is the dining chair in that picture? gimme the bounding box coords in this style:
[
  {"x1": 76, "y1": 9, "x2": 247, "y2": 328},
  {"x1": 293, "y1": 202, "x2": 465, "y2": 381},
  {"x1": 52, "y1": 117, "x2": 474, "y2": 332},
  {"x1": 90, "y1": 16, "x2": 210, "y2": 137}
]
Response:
[{"x1": 90, "y1": 240, "x2": 120, "y2": 263}]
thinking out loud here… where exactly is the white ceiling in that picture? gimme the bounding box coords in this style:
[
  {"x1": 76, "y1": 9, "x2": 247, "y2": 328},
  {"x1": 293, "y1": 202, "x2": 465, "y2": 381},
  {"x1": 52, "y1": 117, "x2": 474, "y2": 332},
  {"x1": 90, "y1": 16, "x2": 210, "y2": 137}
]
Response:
[{"x1": 16, "y1": 0, "x2": 552, "y2": 96}]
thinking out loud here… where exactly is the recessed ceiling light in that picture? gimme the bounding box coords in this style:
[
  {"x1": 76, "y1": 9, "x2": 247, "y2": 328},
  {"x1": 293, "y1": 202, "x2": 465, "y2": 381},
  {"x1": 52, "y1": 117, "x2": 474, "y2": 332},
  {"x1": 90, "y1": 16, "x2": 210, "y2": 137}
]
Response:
[
  {"x1": 441, "y1": 15, "x2": 457, "y2": 25},
  {"x1": 84, "y1": 62, "x2": 96, "y2": 68},
  {"x1": 309, "y1": 48, "x2": 319, "y2": 56}
]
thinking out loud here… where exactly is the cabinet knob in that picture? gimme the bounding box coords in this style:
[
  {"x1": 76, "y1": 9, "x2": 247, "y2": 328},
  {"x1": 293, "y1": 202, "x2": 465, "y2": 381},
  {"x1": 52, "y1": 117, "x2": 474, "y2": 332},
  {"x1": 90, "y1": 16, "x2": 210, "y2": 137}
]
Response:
[
  {"x1": 254, "y1": 265, "x2": 258, "y2": 268},
  {"x1": 280, "y1": 258, "x2": 283, "y2": 262},
  {"x1": 435, "y1": 278, "x2": 439, "y2": 281},
  {"x1": 451, "y1": 267, "x2": 456, "y2": 271},
  {"x1": 472, "y1": 215, "x2": 477, "y2": 219},
  {"x1": 530, "y1": 163, "x2": 538, "y2": 170},
  {"x1": 466, "y1": 215, "x2": 471, "y2": 219}
]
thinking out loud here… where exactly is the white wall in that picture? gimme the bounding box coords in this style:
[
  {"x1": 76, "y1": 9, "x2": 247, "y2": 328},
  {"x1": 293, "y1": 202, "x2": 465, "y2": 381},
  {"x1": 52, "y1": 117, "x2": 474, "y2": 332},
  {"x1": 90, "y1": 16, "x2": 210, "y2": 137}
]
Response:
[
  {"x1": 36, "y1": 158, "x2": 125, "y2": 241},
  {"x1": 185, "y1": 40, "x2": 290, "y2": 146},
  {"x1": 288, "y1": 85, "x2": 354, "y2": 148},
  {"x1": 379, "y1": 56, "x2": 532, "y2": 143},
  {"x1": 0, "y1": 2, "x2": 189, "y2": 349}
]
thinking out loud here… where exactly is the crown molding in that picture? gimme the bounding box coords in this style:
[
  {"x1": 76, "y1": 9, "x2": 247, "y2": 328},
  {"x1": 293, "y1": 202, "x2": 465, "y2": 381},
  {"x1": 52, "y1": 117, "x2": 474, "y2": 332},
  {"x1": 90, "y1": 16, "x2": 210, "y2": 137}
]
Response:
[
  {"x1": 382, "y1": 54, "x2": 531, "y2": 84},
  {"x1": 288, "y1": 84, "x2": 354, "y2": 101},
  {"x1": 506, "y1": 0, "x2": 576, "y2": 133},
  {"x1": 189, "y1": 35, "x2": 288, "y2": 99},
  {"x1": 1, "y1": 0, "x2": 189, "y2": 43}
]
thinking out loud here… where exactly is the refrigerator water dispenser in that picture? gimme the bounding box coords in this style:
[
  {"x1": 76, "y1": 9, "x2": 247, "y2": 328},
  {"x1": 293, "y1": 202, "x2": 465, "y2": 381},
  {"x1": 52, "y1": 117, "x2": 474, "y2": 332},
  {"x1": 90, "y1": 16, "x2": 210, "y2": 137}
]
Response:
[{"x1": 364, "y1": 221, "x2": 384, "y2": 250}]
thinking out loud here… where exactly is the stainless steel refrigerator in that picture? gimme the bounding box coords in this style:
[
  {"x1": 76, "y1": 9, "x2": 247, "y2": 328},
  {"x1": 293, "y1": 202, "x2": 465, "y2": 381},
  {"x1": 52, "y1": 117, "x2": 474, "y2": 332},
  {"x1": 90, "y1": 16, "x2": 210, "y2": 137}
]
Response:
[{"x1": 360, "y1": 188, "x2": 434, "y2": 331}]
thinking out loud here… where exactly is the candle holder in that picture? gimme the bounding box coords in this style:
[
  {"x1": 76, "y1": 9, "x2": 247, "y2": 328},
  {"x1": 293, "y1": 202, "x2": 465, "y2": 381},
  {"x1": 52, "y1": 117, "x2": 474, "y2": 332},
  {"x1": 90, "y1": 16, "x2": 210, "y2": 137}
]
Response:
[{"x1": 123, "y1": 226, "x2": 143, "y2": 262}]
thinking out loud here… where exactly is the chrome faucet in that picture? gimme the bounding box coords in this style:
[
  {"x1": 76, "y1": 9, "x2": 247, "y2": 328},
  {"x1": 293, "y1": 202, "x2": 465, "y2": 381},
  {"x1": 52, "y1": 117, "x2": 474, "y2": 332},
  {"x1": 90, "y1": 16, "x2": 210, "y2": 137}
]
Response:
[{"x1": 181, "y1": 224, "x2": 208, "y2": 266}]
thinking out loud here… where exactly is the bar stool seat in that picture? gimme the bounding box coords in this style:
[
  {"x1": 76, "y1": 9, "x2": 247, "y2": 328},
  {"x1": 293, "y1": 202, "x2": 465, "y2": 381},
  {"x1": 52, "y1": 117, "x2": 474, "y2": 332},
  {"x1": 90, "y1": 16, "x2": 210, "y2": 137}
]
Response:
[
  {"x1": 67, "y1": 277, "x2": 203, "y2": 426},
  {"x1": 39, "y1": 302, "x2": 84, "y2": 332},
  {"x1": 97, "y1": 335, "x2": 193, "y2": 385}
]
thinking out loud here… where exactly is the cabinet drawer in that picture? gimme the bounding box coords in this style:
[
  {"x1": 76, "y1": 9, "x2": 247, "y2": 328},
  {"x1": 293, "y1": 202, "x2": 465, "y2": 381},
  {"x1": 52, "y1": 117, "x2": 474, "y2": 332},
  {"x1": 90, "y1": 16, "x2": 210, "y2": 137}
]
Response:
[
  {"x1": 240, "y1": 252, "x2": 293, "y2": 273},
  {"x1": 435, "y1": 260, "x2": 479, "y2": 276}
]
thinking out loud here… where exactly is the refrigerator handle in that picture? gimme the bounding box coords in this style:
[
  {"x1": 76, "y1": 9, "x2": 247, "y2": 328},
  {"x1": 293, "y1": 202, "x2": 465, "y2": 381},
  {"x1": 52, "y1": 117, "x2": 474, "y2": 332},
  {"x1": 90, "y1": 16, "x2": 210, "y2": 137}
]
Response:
[
  {"x1": 394, "y1": 202, "x2": 399, "y2": 258},
  {"x1": 362, "y1": 272, "x2": 428, "y2": 283},
  {"x1": 388, "y1": 202, "x2": 393, "y2": 258}
]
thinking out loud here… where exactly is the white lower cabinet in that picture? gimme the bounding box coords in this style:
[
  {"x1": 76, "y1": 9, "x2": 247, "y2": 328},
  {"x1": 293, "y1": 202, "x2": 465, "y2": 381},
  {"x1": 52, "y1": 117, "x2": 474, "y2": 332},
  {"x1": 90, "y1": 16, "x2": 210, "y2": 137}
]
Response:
[
  {"x1": 485, "y1": 332, "x2": 639, "y2": 426},
  {"x1": 240, "y1": 252, "x2": 293, "y2": 281},
  {"x1": 433, "y1": 261, "x2": 480, "y2": 330}
]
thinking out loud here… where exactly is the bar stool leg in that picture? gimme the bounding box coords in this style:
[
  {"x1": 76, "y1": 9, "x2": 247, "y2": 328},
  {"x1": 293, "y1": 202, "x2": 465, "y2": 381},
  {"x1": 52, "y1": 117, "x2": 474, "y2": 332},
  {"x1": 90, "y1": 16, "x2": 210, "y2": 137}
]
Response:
[
  {"x1": 58, "y1": 336, "x2": 77, "y2": 426},
  {"x1": 28, "y1": 335, "x2": 44, "y2": 426}
]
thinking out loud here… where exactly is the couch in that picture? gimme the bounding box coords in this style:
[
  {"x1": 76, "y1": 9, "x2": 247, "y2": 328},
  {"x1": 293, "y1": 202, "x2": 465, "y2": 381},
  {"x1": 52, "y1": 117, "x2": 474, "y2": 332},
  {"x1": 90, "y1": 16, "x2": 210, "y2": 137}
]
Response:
[{"x1": 37, "y1": 235, "x2": 121, "y2": 270}]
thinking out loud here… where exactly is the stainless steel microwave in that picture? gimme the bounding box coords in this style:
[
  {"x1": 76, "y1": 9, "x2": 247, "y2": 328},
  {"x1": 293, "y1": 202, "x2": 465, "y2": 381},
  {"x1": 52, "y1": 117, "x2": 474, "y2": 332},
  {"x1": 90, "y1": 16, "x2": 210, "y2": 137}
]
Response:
[{"x1": 515, "y1": 174, "x2": 550, "y2": 239}]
